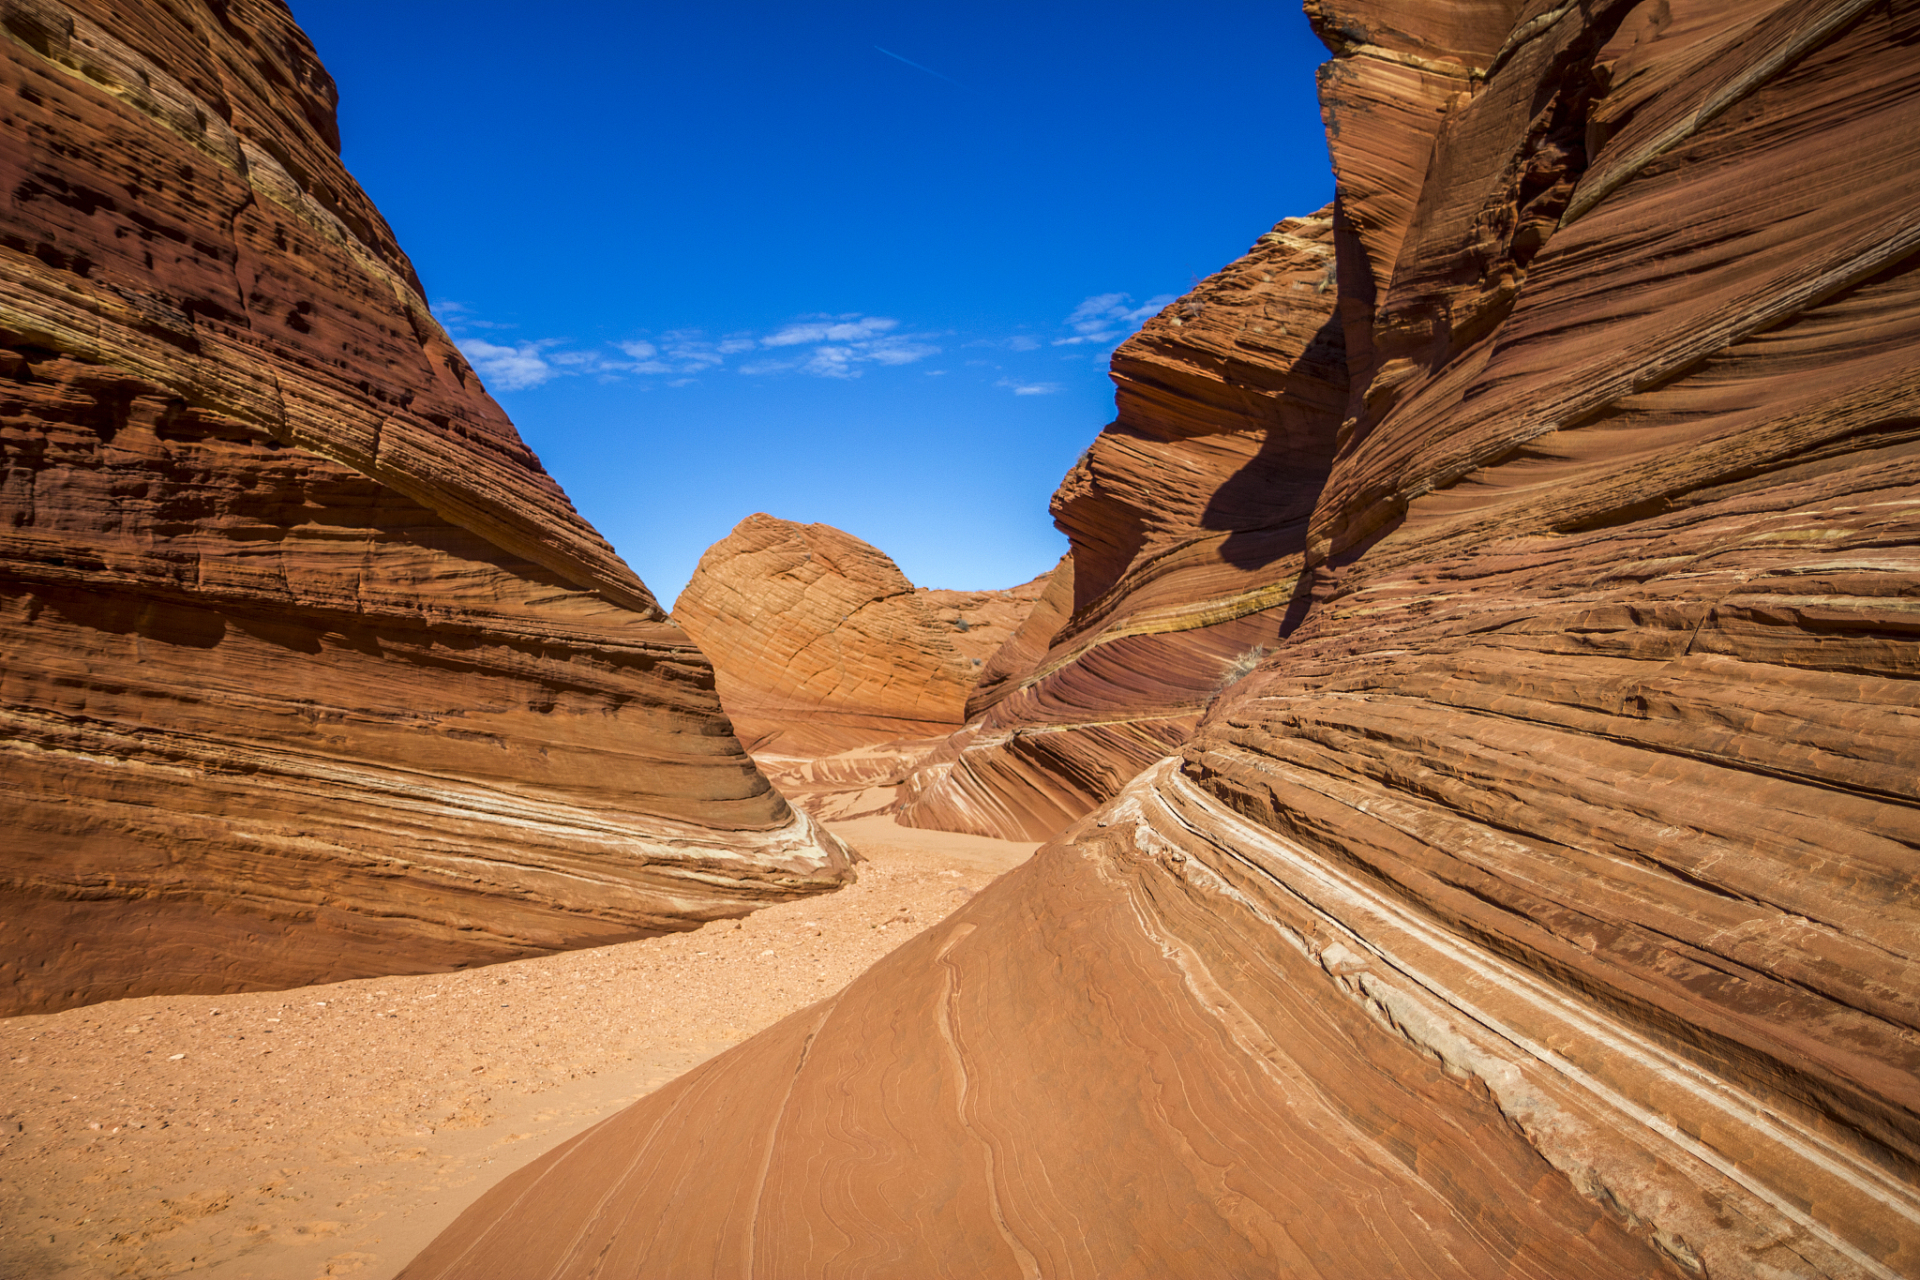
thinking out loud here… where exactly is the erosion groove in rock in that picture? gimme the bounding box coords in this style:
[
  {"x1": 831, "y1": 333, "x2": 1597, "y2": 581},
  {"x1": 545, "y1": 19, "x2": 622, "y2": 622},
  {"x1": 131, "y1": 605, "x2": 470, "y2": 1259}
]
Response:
[
  {"x1": 0, "y1": 0, "x2": 851, "y2": 1016},
  {"x1": 407, "y1": 0, "x2": 1920, "y2": 1274},
  {"x1": 674, "y1": 513, "x2": 1044, "y2": 820}
]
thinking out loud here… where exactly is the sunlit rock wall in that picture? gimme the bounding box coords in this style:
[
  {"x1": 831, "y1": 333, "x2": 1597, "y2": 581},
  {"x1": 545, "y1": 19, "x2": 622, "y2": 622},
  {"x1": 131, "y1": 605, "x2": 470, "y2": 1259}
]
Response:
[
  {"x1": 0, "y1": 0, "x2": 851, "y2": 1015},
  {"x1": 675, "y1": 513, "x2": 1044, "y2": 819},
  {"x1": 407, "y1": 0, "x2": 1920, "y2": 1275},
  {"x1": 899, "y1": 211, "x2": 1348, "y2": 840}
]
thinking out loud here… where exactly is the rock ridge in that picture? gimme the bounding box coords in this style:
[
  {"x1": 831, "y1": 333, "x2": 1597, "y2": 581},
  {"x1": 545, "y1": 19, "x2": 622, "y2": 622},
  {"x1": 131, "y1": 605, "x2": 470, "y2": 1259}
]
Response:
[
  {"x1": 898, "y1": 209, "x2": 1348, "y2": 840},
  {"x1": 0, "y1": 0, "x2": 851, "y2": 1015}
]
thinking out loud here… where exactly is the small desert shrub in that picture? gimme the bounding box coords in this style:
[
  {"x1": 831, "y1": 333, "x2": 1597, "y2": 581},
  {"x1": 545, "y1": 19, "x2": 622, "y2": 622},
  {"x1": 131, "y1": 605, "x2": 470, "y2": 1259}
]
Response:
[{"x1": 1218, "y1": 645, "x2": 1267, "y2": 689}]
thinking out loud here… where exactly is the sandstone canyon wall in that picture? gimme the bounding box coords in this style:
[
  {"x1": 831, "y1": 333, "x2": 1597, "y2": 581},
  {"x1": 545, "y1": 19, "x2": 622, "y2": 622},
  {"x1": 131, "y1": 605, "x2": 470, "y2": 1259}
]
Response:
[
  {"x1": 674, "y1": 513, "x2": 1043, "y2": 818},
  {"x1": 897, "y1": 210, "x2": 1349, "y2": 840},
  {"x1": 0, "y1": 0, "x2": 850, "y2": 1016},
  {"x1": 407, "y1": 0, "x2": 1920, "y2": 1276}
]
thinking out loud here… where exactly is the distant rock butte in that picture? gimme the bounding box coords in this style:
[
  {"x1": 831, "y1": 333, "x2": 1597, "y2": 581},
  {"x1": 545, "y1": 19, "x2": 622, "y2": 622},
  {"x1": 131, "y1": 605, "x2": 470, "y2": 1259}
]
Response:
[
  {"x1": 0, "y1": 0, "x2": 850, "y2": 1016},
  {"x1": 673, "y1": 513, "x2": 1044, "y2": 819},
  {"x1": 407, "y1": 0, "x2": 1920, "y2": 1276}
]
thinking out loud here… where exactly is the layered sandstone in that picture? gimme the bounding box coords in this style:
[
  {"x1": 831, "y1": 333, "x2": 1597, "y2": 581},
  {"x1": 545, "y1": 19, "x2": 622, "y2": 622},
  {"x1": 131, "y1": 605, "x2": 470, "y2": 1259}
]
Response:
[
  {"x1": 0, "y1": 0, "x2": 850, "y2": 1016},
  {"x1": 409, "y1": 0, "x2": 1920, "y2": 1276},
  {"x1": 899, "y1": 211, "x2": 1348, "y2": 840},
  {"x1": 674, "y1": 514, "x2": 1044, "y2": 818},
  {"x1": 962, "y1": 552, "x2": 1071, "y2": 720}
]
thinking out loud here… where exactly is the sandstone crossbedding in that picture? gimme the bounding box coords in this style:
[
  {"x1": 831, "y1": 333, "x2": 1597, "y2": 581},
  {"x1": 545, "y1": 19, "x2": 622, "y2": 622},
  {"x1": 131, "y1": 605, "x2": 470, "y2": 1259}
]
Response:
[
  {"x1": 0, "y1": 0, "x2": 850, "y2": 1016},
  {"x1": 407, "y1": 0, "x2": 1920, "y2": 1275},
  {"x1": 897, "y1": 209, "x2": 1348, "y2": 840},
  {"x1": 674, "y1": 513, "x2": 1044, "y2": 818}
]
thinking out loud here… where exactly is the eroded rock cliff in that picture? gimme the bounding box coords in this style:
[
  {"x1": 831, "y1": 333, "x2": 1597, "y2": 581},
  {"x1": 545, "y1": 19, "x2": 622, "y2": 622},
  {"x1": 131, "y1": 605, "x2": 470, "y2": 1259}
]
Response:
[
  {"x1": 898, "y1": 210, "x2": 1348, "y2": 840},
  {"x1": 406, "y1": 0, "x2": 1920, "y2": 1275},
  {"x1": 674, "y1": 513, "x2": 1043, "y2": 819},
  {"x1": 0, "y1": 0, "x2": 850, "y2": 1016}
]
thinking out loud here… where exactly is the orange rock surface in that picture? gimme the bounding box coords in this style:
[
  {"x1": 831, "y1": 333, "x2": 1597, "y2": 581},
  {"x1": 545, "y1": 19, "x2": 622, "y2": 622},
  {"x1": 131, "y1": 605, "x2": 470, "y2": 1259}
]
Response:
[
  {"x1": 408, "y1": 0, "x2": 1920, "y2": 1275},
  {"x1": 961, "y1": 553, "x2": 1072, "y2": 721},
  {"x1": 674, "y1": 514, "x2": 1044, "y2": 818},
  {"x1": 0, "y1": 0, "x2": 850, "y2": 1017}
]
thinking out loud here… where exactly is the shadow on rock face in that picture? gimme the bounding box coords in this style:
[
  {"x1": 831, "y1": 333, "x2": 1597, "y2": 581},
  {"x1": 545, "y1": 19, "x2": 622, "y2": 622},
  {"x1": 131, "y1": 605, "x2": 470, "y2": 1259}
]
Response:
[{"x1": 1199, "y1": 313, "x2": 1347, "y2": 575}]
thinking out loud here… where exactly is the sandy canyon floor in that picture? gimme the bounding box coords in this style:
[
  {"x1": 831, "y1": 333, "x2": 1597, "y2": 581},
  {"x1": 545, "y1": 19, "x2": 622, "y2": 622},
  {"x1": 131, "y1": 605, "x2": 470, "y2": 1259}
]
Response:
[{"x1": 0, "y1": 816, "x2": 1038, "y2": 1280}]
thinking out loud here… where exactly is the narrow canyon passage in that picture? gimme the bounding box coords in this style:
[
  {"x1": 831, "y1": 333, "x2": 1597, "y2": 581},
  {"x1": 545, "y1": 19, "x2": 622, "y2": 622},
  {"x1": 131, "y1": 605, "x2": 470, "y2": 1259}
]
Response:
[
  {"x1": 0, "y1": 818, "x2": 1037, "y2": 1280},
  {"x1": 5, "y1": 0, "x2": 1919, "y2": 1274}
]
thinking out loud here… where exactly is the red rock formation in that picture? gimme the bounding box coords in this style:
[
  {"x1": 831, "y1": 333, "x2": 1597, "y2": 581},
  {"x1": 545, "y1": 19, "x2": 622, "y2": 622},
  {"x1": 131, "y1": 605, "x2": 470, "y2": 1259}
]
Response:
[
  {"x1": 962, "y1": 553, "x2": 1072, "y2": 720},
  {"x1": 899, "y1": 211, "x2": 1348, "y2": 840},
  {"x1": 407, "y1": 0, "x2": 1920, "y2": 1275},
  {"x1": 674, "y1": 514, "x2": 1044, "y2": 818},
  {"x1": 0, "y1": 0, "x2": 850, "y2": 1016}
]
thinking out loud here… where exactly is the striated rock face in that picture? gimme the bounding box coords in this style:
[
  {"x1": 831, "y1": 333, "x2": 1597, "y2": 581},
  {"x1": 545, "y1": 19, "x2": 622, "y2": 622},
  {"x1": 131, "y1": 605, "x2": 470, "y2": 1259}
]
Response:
[
  {"x1": 675, "y1": 514, "x2": 1044, "y2": 756},
  {"x1": 408, "y1": 0, "x2": 1920, "y2": 1276},
  {"x1": 674, "y1": 513, "x2": 1044, "y2": 818},
  {"x1": 0, "y1": 0, "x2": 851, "y2": 1016},
  {"x1": 898, "y1": 211, "x2": 1348, "y2": 840},
  {"x1": 961, "y1": 552, "x2": 1071, "y2": 720}
]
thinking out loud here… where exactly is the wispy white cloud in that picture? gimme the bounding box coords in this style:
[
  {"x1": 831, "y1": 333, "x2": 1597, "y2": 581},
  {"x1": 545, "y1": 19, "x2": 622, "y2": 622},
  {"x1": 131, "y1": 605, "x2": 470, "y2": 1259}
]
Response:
[
  {"x1": 657, "y1": 331, "x2": 725, "y2": 371},
  {"x1": 434, "y1": 300, "x2": 515, "y2": 331},
  {"x1": 608, "y1": 339, "x2": 673, "y2": 373},
  {"x1": 762, "y1": 316, "x2": 898, "y2": 347},
  {"x1": 457, "y1": 338, "x2": 559, "y2": 391},
  {"x1": 457, "y1": 332, "x2": 687, "y2": 388},
  {"x1": 443, "y1": 301, "x2": 1155, "y2": 394},
  {"x1": 739, "y1": 314, "x2": 939, "y2": 379},
  {"x1": 874, "y1": 45, "x2": 966, "y2": 89},
  {"x1": 804, "y1": 347, "x2": 859, "y2": 378},
  {"x1": 963, "y1": 334, "x2": 1043, "y2": 353},
  {"x1": 865, "y1": 340, "x2": 941, "y2": 366},
  {"x1": 1052, "y1": 292, "x2": 1174, "y2": 346}
]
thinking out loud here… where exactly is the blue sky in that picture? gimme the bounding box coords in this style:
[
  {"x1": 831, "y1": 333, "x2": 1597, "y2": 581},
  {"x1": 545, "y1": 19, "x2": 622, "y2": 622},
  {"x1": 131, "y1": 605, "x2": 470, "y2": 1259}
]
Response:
[{"x1": 291, "y1": 2, "x2": 1334, "y2": 605}]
